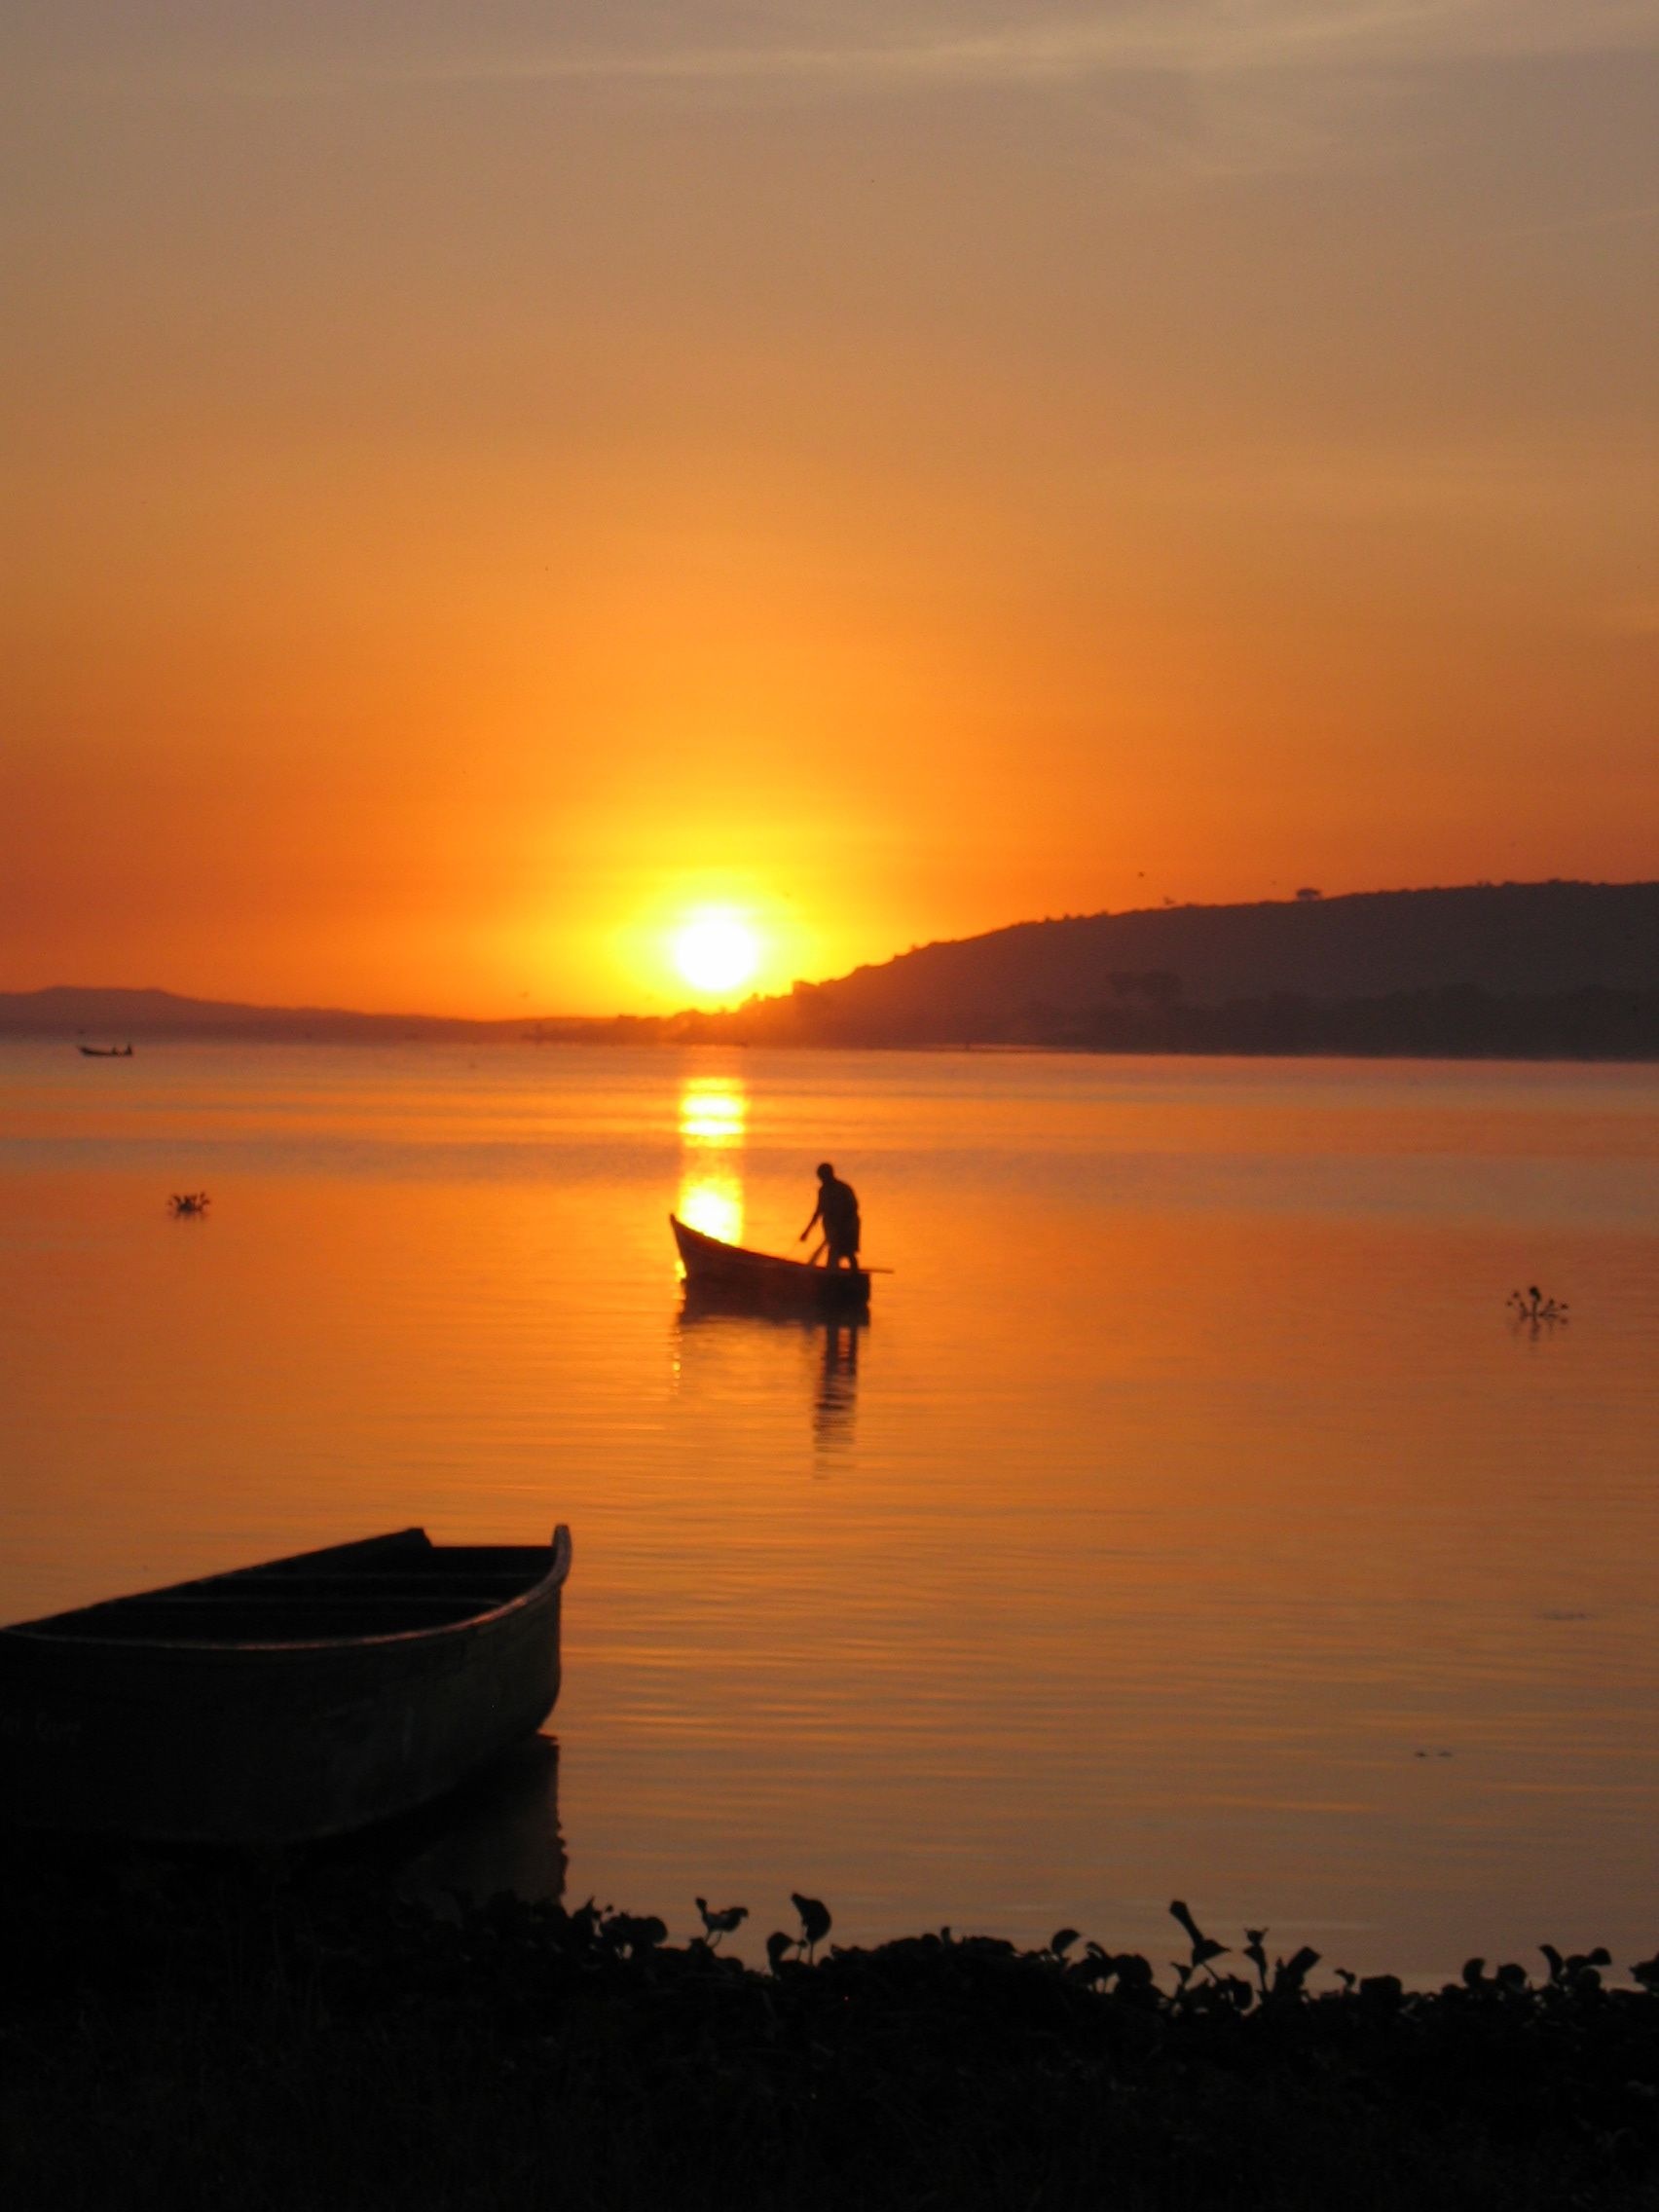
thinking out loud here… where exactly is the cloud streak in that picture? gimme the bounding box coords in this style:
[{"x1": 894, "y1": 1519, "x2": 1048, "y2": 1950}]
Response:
[
  {"x1": 20, "y1": 3, "x2": 1653, "y2": 103},
  {"x1": 398, "y1": 2, "x2": 1659, "y2": 92}
]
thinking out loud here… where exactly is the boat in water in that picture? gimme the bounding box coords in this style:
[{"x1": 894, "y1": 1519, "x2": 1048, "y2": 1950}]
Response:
[
  {"x1": 78, "y1": 1044, "x2": 133, "y2": 1057},
  {"x1": 0, "y1": 1525, "x2": 571, "y2": 1845},
  {"x1": 671, "y1": 1213, "x2": 871, "y2": 1309}
]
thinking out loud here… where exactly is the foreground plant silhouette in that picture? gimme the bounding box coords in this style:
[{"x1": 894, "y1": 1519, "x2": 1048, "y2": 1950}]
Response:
[
  {"x1": 694, "y1": 1897, "x2": 748, "y2": 1948},
  {"x1": 4, "y1": 1847, "x2": 1656, "y2": 2212}
]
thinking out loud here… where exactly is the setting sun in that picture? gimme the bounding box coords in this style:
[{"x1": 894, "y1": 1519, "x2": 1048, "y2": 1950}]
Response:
[{"x1": 671, "y1": 909, "x2": 761, "y2": 999}]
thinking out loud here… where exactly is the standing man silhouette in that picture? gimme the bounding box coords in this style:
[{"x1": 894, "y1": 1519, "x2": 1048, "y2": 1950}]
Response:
[{"x1": 799, "y1": 1161, "x2": 861, "y2": 1271}]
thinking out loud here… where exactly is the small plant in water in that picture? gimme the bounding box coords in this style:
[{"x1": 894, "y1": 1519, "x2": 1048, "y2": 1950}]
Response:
[
  {"x1": 168, "y1": 1192, "x2": 211, "y2": 1216},
  {"x1": 1508, "y1": 1284, "x2": 1567, "y2": 1326}
]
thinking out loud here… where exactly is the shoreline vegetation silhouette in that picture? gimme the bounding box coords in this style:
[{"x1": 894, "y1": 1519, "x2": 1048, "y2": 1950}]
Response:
[
  {"x1": 5, "y1": 1839, "x2": 1655, "y2": 2211},
  {"x1": 6, "y1": 881, "x2": 1657, "y2": 1060}
]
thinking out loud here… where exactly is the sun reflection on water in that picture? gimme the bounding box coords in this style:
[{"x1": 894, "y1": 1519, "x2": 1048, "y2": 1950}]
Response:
[
  {"x1": 677, "y1": 1073, "x2": 748, "y2": 1248},
  {"x1": 679, "y1": 1081, "x2": 746, "y2": 1147},
  {"x1": 677, "y1": 1176, "x2": 744, "y2": 1247}
]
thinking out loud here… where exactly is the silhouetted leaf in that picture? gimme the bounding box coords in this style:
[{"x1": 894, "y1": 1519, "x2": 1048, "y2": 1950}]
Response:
[
  {"x1": 1243, "y1": 1930, "x2": 1270, "y2": 1992},
  {"x1": 607, "y1": 1912, "x2": 667, "y2": 1954},
  {"x1": 1272, "y1": 1947, "x2": 1320, "y2": 1997},
  {"x1": 1168, "y1": 1899, "x2": 1205, "y2": 1948},
  {"x1": 694, "y1": 1899, "x2": 749, "y2": 1944},
  {"x1": 792, "y1": 1893, "x2": 831, "y2": 1956}
]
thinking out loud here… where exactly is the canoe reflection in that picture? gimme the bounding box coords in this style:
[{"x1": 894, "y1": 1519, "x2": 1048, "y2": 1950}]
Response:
[
  {"x1": 678, "y1": 1286, "x2": 863, "y2": 1448},
  {"x1": 358, "y1": 1732, "x2": 566, "y2": 1907}
]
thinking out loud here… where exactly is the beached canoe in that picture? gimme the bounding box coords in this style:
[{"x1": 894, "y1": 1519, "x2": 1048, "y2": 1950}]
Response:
[
  {"x1": 0, "y1": 1525, "x2": 571, "y2": 1845},
  {"x1": 670, "y1": 1213, "x2": 871, "y2": 1308}
]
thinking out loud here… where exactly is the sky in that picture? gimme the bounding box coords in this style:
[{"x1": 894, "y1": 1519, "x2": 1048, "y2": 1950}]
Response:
[{"x1": 4, "y1": 2, "x2": 1656, "y2": 1014}]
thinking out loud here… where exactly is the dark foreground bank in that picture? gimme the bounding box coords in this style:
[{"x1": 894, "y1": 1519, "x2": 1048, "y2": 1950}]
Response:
[{"x1": 4, "y1": 1844, "x2": 1656, "y2": 2212}]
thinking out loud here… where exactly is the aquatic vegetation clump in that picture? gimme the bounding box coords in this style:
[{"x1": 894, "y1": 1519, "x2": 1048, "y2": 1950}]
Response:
[
  {"x1": 1508, "y1": 1284, "x2": 1567, "y2": 1325},
  {"x1": 3, "y1": 1844, "x2": 1655, "y2": 2211}
]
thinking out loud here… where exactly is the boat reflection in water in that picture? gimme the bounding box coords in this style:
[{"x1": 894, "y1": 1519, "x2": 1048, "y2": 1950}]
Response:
[
  {"x1": 678, "y1": 1282, "x2": 864, "y2": 1452},
  {"x1": 358, "y1": 1732, "x2": 567, "y2": 1909}
]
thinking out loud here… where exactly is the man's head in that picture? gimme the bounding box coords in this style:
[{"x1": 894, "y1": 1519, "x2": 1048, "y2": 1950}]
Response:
[{"x1": 816, "y1": 1161, "x2": 834, "y2": 1183}]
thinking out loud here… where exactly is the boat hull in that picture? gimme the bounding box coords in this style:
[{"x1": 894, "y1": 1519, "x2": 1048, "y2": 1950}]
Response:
[
  {"x1": 0, "y1": 1527, "x2": 571, "y2": 1845},
  {"x1": 670, "y1": 1214, "x2": 870, "y2": 1309}
]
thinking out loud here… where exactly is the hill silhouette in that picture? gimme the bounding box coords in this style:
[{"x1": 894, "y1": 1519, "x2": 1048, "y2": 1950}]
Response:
[
  {"x1": 4, "y1": 882, "x2": 1655, "y2": 1058},
  {"x1": 703, "y1": 880, "x2": 1659, "y2": 1055},
  {"x1": 0, "y1": 986, "x2": 643, "y2": 1047}
]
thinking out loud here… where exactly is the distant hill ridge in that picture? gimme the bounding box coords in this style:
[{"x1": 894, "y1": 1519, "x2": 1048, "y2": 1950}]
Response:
[
  {"x1": 758, "y1": 880, "x2": 1659, "y2": 1043},
  {"x1": 3, "y1": 881, "x2": 1656, "y2": 1057},
  {"x1": 0, "y1": 985, "x2": 493, "y2": 1042}
]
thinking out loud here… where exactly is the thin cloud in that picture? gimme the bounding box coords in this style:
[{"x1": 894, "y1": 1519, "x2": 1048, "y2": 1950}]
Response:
[{"x1": 397, "y1": 4, "x2": 1659, "y2": 92}]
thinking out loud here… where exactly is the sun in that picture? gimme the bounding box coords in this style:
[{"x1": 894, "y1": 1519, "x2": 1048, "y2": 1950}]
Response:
[{"x1": 671, "y1": 907, "x2": 761, "y2": 997}]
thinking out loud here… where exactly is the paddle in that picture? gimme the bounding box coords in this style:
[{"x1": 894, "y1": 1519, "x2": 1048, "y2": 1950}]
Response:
[{"x1": 801, "y1": 1235, "x2": 893, "y2": 1274}]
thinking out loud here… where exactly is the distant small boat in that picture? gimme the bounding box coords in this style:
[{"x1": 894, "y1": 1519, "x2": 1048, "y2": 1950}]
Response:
[
  {"x1": 78, "y1": 1044, "x2": 133, "y2": 1057},
  {"x1": 0, "y1": 1525, "x2": 571, "y2": 1844},
  {"x1": 671, "y1": 1214, "x2": 871, "y2": 1309}
]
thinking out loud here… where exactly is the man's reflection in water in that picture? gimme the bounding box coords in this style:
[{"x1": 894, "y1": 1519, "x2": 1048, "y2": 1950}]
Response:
[
  {"x1": 676, "y1": 1289, "x2": 864, "y2": 1457},
  {"x1": 365, "y1": 1733, "x2": 567, "y2": 1909},
  {"x1": 815, "y1": 1321, "x2": 860, "y2": 1448}
]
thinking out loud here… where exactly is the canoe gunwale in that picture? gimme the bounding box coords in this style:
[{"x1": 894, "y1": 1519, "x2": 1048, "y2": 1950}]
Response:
[{"x1": 3, "y1": 1525, "x2": 572, "y2": 1656}]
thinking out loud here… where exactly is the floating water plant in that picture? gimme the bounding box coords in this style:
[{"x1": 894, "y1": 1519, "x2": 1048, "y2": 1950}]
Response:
[{"x1": 1508, "y1": 1284, "x2": 1567, "y2": 1325}]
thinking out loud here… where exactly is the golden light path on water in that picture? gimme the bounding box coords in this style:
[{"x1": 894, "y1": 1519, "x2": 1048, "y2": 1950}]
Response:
[{"x1": 677, "y1": 1074, "x2": 747, "y2": 1248}]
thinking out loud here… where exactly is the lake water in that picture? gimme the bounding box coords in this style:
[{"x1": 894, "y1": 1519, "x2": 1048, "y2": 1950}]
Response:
[{"x1": 2, "y1": 1042, "x2": 1656, "y2": 1978}]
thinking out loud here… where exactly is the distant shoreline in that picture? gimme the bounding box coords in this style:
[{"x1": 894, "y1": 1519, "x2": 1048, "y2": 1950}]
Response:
[
  {"x1": 6, "y1": 881, "x2": 1658, "y2": 1060},
  {"x1": 5, "y1": 1019, "x2": 1656, "y2": 1064}
]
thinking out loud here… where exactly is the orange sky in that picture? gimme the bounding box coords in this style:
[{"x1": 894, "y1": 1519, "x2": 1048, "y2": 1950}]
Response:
[{"x1": 4, "y1": 5, "x2": 1656, "y2": 1014}]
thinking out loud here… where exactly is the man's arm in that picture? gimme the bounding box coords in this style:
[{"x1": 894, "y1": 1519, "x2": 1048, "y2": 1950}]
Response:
[{"x1": 798, "y1": 1198, "x2": 823, "y2": 1242}]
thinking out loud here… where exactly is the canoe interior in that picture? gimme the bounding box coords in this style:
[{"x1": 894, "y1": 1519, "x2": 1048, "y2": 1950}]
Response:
[{"x1": 10, "y1": 1528, "x2": 562, "y2": 1646}]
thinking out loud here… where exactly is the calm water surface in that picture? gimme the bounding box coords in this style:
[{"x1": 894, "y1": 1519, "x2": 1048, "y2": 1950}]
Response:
[{"x1": 2, "y1": 1043, "x2": 1655, "y2": 1976}]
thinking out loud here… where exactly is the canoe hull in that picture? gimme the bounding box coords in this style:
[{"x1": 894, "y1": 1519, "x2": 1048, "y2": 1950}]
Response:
[
  {"x1": 670, "y1": 1214, "x2": 869, "y2": 1309},
  {"x1": 0, "y1": 1528, "x2": 571, "y2": 1845}
]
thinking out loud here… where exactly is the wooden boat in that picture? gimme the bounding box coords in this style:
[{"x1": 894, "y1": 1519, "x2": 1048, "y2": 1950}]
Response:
[
  {"x1": 671, "y1": 1213, "x2": 870, "y2": 1309},
  {"x1": 78, "y1": 1044, "x2": 133, "y2": 1056},
  {"x1": 0, "y1": 1525, "x2": 571, "y2": 1845}
]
